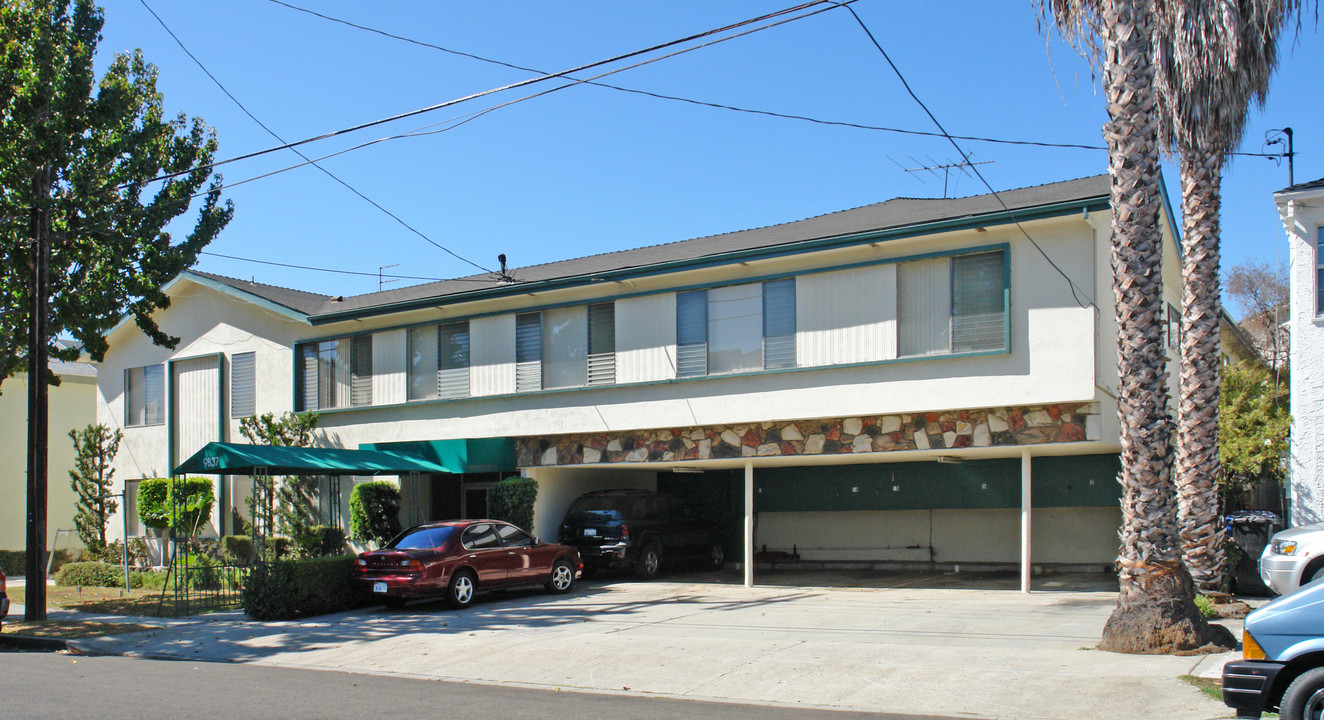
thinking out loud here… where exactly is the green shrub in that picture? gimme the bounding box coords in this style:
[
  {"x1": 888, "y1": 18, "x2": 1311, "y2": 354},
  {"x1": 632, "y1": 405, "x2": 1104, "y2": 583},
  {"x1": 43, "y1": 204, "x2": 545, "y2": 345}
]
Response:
[
  {"x1": 221, "y1": 535, "x2": 254, "y2": 565},
  {"x1": 138, "y1": 478, "x2": 171, "y2": 530},
  {"x1": 296, "y1": 525, "x2": 346, "y2": 558},
  {"x1": 48, "y1": 548, "x2": 79, "y2": 574},
  {"x1": 136, "y1": 477, "x2": 216, "y2": 535},
  {"x1": 349, "y1": 481, "x2": 401, "y2": 546},
  {"x1": 489, "y1": 476, "x2": 538, "y2": 532},
  {"x1": 131, "y1": 569, "x2": 168, "y2": 589},
  {"x1": 89, "y1": 539, "x2": 153, "y2": 568},
  {"x1": 0, "y1": 550, "x2": 24, "y2": 575},
  {"x1": 1194, "y1": 594, "x2": 1219, "y2": 619},
  {"x1": 55, "y1": 561, "x2": 125, "y2": 587},
  {"x1": 182, "y1": 553, "x2": 223, "y2": 591},
  {"x1": 241, "y1": 555, "x2": 362, "y2": 620}
]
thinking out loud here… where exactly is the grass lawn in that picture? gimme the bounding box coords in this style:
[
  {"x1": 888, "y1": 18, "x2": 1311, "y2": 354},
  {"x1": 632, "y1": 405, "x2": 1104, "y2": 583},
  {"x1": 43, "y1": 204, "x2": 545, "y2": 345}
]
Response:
[
  {"x1": 2, "y1": 619, "x2": 162, "y2": 639},
  {"x1": 14, "y1": 585, "x2": 238, "y2": 618}
]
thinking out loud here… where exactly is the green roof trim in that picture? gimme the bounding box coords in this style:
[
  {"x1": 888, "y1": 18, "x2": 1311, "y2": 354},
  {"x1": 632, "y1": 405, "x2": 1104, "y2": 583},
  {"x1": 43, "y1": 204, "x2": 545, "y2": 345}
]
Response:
[{"x1": 173, "y1": 442, "x2": 454, "y2": 476}]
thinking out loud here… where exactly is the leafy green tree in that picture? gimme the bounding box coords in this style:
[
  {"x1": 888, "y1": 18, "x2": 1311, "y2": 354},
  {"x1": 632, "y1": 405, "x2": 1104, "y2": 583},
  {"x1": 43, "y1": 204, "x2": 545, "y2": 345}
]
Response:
[
  {"x1": 1219, "y1": 363, "x2": 1290, "y2": 504},
  {"x1": 239, "y1": 412, "x2": 320, "y2": 541},
  {"x1": 0, "y1": 0, "x2": 233, "y2": 387},
  {"x1": 67, "y1": 422, "x2": 122, "y2": 550}
]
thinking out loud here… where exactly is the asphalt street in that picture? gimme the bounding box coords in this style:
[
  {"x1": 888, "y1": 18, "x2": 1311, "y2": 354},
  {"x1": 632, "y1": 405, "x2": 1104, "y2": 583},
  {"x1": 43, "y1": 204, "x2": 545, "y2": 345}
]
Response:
[{"x1": 0, "y1": 650, "x2": 957, "y2": 720}]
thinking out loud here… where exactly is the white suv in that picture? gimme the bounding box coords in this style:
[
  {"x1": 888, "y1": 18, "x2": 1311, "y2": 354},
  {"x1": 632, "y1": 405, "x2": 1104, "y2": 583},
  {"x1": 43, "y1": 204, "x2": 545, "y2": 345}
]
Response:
[{"x1": 1261, "y1": 521, "x2": 1324, "y2": 595}]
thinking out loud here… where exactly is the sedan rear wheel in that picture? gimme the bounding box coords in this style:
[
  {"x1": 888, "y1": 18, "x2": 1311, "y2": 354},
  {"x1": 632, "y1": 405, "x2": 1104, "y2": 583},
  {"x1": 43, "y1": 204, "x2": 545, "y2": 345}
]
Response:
[
  {"x1": 546, "y1": 560, "x2": 575, "y2": 594},
  {"x1": 446, "y1": 570, "x2": 476, "y2": 609}
]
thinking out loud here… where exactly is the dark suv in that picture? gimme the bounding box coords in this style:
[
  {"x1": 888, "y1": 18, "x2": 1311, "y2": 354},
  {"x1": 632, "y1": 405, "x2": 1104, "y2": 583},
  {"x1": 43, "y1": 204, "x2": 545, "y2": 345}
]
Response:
[{"x1": 558, "y1": 490, "x2": 725, "y2": 579}]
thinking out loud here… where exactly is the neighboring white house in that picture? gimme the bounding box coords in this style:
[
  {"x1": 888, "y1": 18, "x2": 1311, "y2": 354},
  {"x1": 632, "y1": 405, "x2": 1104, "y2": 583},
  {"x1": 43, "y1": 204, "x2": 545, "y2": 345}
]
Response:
[
  {"x1": 1, "y1": 359, "x2": 97, "y2": 554},
  {"x1": 93, "y1": 174, "x2": 1254, "y2": 588},
  {"x1": 1275, "y1": 177, "x2": 1324, "y2": 526}
]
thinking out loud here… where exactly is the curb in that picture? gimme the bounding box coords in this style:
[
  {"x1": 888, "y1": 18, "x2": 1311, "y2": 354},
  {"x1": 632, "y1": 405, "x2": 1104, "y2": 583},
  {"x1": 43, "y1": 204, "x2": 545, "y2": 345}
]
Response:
[{"x1": 0, "y1": 633, "x2": 70, "y2": 652}]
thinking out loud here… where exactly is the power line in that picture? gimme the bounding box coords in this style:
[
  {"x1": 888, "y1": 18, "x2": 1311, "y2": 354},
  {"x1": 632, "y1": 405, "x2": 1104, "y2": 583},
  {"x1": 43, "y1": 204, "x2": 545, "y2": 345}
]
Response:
[
  {"x1": 137, "y1": 0, "x2": 493, "y2": 275},
  {"x1": 266, "y1": 0, "x2": 1281, "y2": 160},
  {"x1": 187, "y1": 1, "x2": 854, "y2": 199},
  {"x1": 834, "y1": 3, "x2": 1096, "y2": 311},
  {"x1": 135, "y1": 0, "x2": 846, "y2": 189},
  {"x1": 199, "y1": 250, "x2": 499, "y2": 284}
]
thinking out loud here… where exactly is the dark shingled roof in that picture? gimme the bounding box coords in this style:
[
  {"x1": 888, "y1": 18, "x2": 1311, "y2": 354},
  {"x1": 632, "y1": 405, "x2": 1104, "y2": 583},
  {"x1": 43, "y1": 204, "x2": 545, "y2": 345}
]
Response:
[
  {"x1": 189, "y1": 174, "x2": 1111, "y2": 320},
  {"x1": 188, "y1": 270, "x2": 332, "y2": 315},
  {"x1": 1278, "y1": 177, "x2": 1324, "y2": 194}
]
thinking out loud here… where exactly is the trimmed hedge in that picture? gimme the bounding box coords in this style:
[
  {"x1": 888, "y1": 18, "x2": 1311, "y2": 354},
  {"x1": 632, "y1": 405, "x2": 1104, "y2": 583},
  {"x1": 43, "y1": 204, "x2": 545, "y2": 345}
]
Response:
[
  {"x1": 136, "y1": 477, "x2": 216, "y2": 535},
  {"x1": 349, "y1": 481, "x2": 401, "y2": 546},
  {"x1": 490, "y1": 476, "x2": 538, "y2": 533},
  {"x1": 0, "y1": 550, "x2": 24, "y2": 576},
  {"x1": 55, "y1": 561, "x2": 124, "y2": 587},
  {"x1": 221, "y1": 535, "x2": 254, "y2": 565},
  {"x1": 241, "y1": 555, "x2": 362, "y2": 620},
  {"x1": 138, "y1": 478, "x2": 170, "y2": 530},
  {"x1": 296, "y1": 525, "x2": 346, "y2": 558}
]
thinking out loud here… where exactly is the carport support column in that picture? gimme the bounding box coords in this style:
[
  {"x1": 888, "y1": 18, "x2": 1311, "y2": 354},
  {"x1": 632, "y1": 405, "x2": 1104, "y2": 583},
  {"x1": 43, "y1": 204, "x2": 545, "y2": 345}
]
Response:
[
  {"x1": 744, "y1": 460, "x2": 754, "y2": 588},
  {"x1": 1020, "y1": 448, "x2": 1032, "y2": 593}
]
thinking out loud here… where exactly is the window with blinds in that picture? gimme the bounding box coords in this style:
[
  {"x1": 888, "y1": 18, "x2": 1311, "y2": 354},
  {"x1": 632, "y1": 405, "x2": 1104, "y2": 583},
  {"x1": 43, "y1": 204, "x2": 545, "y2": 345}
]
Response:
[
  {"x1": 350, "y1": 335, "x2": 372, "y2": 407},
  {"x1": 898, "y1": 249, "x2": 1006, "y2": 357},
  {"x1": 515, "y1": 312, "x2": 542, "y2": 392},
  {"x1": 230, "y1": 352, "x2": 256, "y2": 418},
  {"x1": 950, "y1": 251, "x2": 1007, "y2": 353},
  {"x1": 587, "y1": 302, "x2": 616, "y2": 385},
  {"x1": 437, "y1": 321, "x2": 470, "y2": 399},
  {"x1": 296, "y1": 336, "x2": 367, "y2": 410},
  {"x1": 676, "y1": 290, "x2": 708, "y2": 378},
  {"x1": 675, "y1": 280, "x2": 796, "y2": 378},
  {"x1": 124, "y1": 364, "x2": 165, "y2": 426},
  {"x1": 762, "y1": 278, "x2": 796, "y2": 370}
]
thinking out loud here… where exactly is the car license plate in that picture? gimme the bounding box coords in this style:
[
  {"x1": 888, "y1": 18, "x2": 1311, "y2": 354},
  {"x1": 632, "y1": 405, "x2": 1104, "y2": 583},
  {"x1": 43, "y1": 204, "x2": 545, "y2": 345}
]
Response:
[
  {"x1": 583, "y1": 528, "x2": 597, "y2": 537},
  {"x1": 373, "y1": 582, "x2": 388, "y2": 594}
]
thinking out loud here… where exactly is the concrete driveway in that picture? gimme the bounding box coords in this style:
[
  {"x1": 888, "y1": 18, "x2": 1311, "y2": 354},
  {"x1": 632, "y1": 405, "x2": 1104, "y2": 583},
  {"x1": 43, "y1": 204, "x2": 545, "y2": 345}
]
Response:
[{"x1": 72, "y1": 572, "x2": 1237, "y2": 720}]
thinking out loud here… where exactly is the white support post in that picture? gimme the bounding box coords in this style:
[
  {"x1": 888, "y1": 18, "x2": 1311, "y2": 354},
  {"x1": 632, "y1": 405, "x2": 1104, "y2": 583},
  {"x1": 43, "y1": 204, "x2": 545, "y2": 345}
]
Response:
[
  {"x1": 1021, "y1": 448, "x2": 1032, "y2": 593},
  {"x1": 744, "y1": 460, "x2": 755, "y2": 588}
]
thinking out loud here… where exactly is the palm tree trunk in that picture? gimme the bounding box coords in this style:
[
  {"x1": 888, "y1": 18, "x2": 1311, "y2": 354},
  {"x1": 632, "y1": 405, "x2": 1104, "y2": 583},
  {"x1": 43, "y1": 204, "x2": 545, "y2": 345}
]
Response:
[
  {"x1": 1096, "y1": 0, "x2": 1232, "y2": 654},
  {"x1": 1176, "y1": 148, "x2": 1226, "y2": 594}
]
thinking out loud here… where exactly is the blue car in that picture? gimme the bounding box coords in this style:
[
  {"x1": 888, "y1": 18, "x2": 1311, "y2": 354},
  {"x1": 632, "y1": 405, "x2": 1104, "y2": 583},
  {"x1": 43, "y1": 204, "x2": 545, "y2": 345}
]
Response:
[{"x1": 1223, "y1": 576, "x2": 1324, "y2": 719}]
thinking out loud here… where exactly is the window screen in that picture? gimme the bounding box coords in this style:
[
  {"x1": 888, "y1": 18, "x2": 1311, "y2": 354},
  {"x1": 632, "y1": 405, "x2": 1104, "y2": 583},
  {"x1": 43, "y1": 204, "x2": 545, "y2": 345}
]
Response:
[
  {"x1": 408, "y1": 326, "x2": 438, "y2": 400},
  {"x1": 587, "y1": 302, "x2": 616, "y2": 385},
  {"x1": 762, "y1": 278, "x2": 796, "y2": 370},
  {"x1": 438, "y1": 321, "x2": 470, "y2": 399},
  {"x1": 951, "y1": 251, "x2": 1007, "y2": 353},
  {"x1": 676, "y1": 290, "x2": 708, "y2": 377},
  {"x1": 897, "y1": 257, "x2": 951, "y2": 357},
  {"x1": 350, "y1": 336, "x2": 372, "y2": 407},
  {"x1": 543, "y1": 306, "x2": 587, "y2": 389},
  {"x1": 515, "y1": 312, "x2": 542, "y2": 391}
]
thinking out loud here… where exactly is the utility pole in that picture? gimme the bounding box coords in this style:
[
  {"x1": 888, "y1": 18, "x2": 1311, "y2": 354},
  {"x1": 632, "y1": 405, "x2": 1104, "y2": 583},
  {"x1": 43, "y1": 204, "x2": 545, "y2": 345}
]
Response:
[
  {"x1": 26, "y1": 164, "x2": 49, "y2": 621},
  {"x1": 1267, "y1": 127, "x2": 1294, "y2": 187}
]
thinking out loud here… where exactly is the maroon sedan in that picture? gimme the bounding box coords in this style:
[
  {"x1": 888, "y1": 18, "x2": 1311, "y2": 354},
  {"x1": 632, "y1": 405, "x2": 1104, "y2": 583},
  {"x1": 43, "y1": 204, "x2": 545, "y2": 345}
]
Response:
[{"x1": 354, "y1": 520, "x2": 582, "y2": 609}]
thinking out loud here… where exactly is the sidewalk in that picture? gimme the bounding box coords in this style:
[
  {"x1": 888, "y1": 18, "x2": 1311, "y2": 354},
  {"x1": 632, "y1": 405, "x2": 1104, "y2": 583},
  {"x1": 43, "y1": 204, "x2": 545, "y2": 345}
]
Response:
[{"x1": 65, "y1": 579, "x2": 1240, "y2": 720}]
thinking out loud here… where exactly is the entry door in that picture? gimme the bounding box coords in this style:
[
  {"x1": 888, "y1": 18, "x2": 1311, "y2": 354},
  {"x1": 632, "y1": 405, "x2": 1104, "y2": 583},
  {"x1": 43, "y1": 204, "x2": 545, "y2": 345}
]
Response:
[{"x1": 172, "y1": 356, "x2": 220, "y2": 467}]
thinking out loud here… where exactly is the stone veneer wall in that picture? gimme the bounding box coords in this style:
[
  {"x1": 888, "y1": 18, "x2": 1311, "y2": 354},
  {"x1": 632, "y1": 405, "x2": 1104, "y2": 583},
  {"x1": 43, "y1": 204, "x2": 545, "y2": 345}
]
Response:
[{"x1": 516, "y1": 402, "x2": 1101, "y2": 467}]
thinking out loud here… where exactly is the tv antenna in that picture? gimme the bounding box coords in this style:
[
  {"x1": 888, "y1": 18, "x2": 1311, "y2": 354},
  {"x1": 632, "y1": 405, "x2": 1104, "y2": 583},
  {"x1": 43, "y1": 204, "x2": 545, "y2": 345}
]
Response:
[
  {"x1": 378, "y1": 264, "x2": 399, "y2": 292},
  {"x1": 893, "y1": 155, "x2": 994, "y2": 198}
]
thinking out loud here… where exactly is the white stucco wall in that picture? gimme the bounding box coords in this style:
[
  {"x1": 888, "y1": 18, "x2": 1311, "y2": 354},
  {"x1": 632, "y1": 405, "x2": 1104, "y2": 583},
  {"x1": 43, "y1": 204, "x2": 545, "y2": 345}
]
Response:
[
  {"x1": 1278, "y1": 186, "x2": 1324, "y2": 525},
  {"x1": 0, "y1": 367, "x2": 96, "y2": 552}
]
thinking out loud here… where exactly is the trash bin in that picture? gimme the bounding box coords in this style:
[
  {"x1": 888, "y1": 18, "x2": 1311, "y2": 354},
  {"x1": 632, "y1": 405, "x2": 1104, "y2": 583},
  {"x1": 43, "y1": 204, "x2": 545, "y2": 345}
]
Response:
[{"x1": 1225, "y1": 511, "x2": 1285, "y2": 596}]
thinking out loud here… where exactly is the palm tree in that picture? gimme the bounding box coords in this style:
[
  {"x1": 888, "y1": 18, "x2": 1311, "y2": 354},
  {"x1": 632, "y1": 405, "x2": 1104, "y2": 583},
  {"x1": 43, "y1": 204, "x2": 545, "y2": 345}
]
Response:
[
  {"x1": 1039, "y1": 0, "x2": 1232, "y2": 653},
  {"x1": 1152, "y1": 0, "x2": 1289, "y2": 596}
]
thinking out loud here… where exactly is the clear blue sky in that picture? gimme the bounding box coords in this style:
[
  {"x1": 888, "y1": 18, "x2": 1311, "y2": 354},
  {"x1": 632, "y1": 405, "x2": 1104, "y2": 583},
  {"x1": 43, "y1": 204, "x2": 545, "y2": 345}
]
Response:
[{"x1": 94, "y1": 0, "x2": 1320, "y2": 316}]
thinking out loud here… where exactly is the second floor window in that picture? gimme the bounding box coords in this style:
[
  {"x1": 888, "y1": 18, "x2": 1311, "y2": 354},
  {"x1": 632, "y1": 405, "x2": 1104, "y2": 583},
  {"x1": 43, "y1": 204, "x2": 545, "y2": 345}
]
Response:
[
  {"x1": 124, "y1": 364, "x2": 165, "y2": 426},
  {"x1": 677, "y1": 279, "x2": 796, "y2": 378},
  {"x1": 515, "y1": 303, "x2": 616, "y2": 391},
  {"x1": 297, "y1": 335, "x2": 372, "y2": 411},
  {"x1": 409, "y1": 321, "x2": 470, "y2": 400},
  {"x1": 898, "y1": 250, "x2": 1007, "y2": 357}
]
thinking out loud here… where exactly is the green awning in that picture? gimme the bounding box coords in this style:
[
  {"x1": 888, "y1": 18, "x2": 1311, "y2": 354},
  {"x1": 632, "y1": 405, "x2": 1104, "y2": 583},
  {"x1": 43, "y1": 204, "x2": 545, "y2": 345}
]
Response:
[
  {"x1": 359, "y1": 438, "x2": 517, "y2": 473},
  {"x1": 173, "y1": 442, "x2": 456, "y2": 476}
]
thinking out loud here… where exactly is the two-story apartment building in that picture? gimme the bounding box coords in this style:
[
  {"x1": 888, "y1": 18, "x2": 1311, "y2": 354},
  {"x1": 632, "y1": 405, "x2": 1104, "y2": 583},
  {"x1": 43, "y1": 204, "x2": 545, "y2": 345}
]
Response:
[
  {"x1": 95, "y1": 174, "x2": 1244, "y2": 588},
  {"x1": 1276, "y1": 177, "x2": 1324, "y2": 526}
]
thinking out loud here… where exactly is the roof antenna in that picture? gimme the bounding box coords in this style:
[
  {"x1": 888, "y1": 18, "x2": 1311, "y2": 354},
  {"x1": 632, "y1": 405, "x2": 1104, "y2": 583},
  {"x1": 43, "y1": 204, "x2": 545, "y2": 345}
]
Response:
[{"x1": 496, "y1": 253, "x2": 516, "y2": 283}]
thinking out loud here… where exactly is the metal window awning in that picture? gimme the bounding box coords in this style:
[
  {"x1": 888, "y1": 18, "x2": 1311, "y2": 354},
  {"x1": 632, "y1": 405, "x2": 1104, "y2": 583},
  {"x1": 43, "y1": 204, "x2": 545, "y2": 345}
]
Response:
[
  {"x1": 359, "y1": 438, "x2": 517, "y2": 474},
  {"x1": 173, "y1": 442, "x2": 456, "y2": 476}
]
